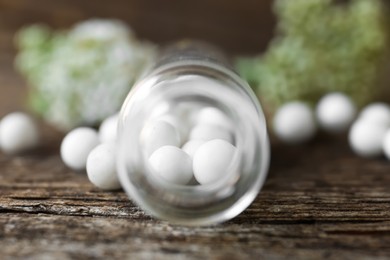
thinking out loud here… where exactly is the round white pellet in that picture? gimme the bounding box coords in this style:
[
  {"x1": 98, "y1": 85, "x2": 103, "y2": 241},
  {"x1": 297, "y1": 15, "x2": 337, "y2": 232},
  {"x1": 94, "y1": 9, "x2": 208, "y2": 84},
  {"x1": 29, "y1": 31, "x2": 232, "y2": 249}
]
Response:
[
  {"x1": 175, "y1": 102, "x2": 201, "y2": 127},
  {"x1": 141, "y1": 120, "x2": 180, "y2": 156},
  {"x1": 148, "y1": 146, "x2": 193, "y2": 185},
  {"x1": 99, "y1": 113, "x2": 119, "y2": 143},
  {"x1": 149, "y1": 102, "x2": 170, "y2": 119},
  {"x1": 158, "y1": 114, "x2": 189, "y2": 144},
  {"x1": 193, "y1": 139, "x2": 237, "y2": 185},
  {"x1": 382, "y1": 129, "x2": 390, "y2": 160},
  {"x1": 87, "y1": 142, "x2": 121, "y2": 190},
  {"x1": 182, "y1": 140, "x2": 205, "y2": 159},
  {"x1": 61, "y1": 127, "x2": 99, "y2": 171},
  {"x1": 0, "y1": 112, "x2": 40, "y2": 154},
  {"x1": 316, "y1": 92, "x2": 357, "y2": 133},
  {"x1": 359, "y1": 103, "x2": 390, "y2": 127},
  {"x1": 273, "y1": 102, "x2": 317, "y2": 144},
  {"x1": 348, "y1": 119, "x2": 387, "y2": 158},
  {"x1": 196, "y1": 107, "x2": 232, "y2": 130},
  {"x1": 189, "y1": 124, "x2": 233, "y2": 144}
]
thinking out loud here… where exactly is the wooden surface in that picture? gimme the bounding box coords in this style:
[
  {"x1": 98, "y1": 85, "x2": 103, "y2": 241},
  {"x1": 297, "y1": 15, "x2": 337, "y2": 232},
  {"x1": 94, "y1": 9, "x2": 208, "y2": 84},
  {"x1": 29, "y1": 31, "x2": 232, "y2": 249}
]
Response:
[
  {"x1": 2, "y1": 134, "x2": 390, "y2": 259},
  {"x1": 1, "y1": 1, "x2": 390, "y2": 259}
]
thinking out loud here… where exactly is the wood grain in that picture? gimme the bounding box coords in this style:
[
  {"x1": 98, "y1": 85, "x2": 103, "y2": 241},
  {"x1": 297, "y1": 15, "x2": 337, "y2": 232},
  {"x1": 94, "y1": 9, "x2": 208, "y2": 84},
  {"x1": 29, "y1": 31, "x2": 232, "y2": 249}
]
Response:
[
  {"x1": 1, "y1": 1, "x2": 390, "y2": 259},
  {"x1": 1, "y1": 135, "x2": 390, "y2": 259}
]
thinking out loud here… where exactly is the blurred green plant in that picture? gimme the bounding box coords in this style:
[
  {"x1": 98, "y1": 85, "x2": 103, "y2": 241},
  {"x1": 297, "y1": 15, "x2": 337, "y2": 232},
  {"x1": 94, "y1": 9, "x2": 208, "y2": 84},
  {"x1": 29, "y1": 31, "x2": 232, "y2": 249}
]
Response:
[
  {"x1": 237, "y1": 0, "x2": 390, "y2": 112},
  {"x1": 15, "y1": 19, "x2": 156, "y2": 131}
]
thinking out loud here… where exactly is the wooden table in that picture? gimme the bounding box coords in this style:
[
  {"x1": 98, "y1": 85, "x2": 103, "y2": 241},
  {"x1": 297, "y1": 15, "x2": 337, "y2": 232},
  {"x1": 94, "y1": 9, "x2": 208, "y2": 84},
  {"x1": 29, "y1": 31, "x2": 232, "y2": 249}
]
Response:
[
  {"x1": 1, "y1": 1, "x2": 390, "y2": 259},
  {"x1": 2, "y1": 127, "x2": 390, "y2": 259}
]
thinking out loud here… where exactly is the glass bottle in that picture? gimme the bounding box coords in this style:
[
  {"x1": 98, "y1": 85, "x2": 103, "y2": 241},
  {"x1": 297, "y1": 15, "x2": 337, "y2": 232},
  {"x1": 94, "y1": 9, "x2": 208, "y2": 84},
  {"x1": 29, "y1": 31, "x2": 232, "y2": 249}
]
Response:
[{"x1": 117, "y1": 41, "x2": 270, "y2": 225}]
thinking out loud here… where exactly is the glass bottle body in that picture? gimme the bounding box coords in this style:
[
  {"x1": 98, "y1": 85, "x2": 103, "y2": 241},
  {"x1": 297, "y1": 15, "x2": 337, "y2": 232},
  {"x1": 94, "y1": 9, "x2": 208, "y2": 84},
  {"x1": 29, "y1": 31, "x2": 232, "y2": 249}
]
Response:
[{"x1": 117, "y1": 42, "x2": 270, "y2": 225}]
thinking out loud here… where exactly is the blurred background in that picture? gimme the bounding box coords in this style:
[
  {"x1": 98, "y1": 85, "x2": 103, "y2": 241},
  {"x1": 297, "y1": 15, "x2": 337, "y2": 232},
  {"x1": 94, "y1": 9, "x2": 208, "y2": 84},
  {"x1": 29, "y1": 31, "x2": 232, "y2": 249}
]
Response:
[
  {"x1": 1, "y1": 0, "x2": 389, "y2": 138},
  {"x1": 0, "y1": 0, "x2": 275, "y2": 117},
  {"x1": 0, "y1": 0, "x2": 275, "y2": 54}
]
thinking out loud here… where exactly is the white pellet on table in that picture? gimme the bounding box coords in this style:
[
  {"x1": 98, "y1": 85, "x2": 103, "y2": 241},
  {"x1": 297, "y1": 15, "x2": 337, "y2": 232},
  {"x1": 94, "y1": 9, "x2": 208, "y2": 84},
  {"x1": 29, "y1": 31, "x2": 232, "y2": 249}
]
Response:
[
  {"x1": 0, "y1": 112, "x2": 40, "y2": 154},
  {"x1": 99, "y1": 113, "x2": 119, "y2": 143},
  {"x1": 359, "y1": 103, "x2": 390, "y2": 127},
  {"x1": 61, "y1": 127, "x2": 99, "y2": 171},
  {"x1": 348, "y1": 119, "x2": 387, "y2": 158},
  {"x1": 273, "y1": 102, "x2": 317, "y2": 144},
  {"x1": 87, "y1": 142, "x2": 121, "y2": 190},
  {"x1": 316, "y1": 92, "x2": 356, "y2": 133}
]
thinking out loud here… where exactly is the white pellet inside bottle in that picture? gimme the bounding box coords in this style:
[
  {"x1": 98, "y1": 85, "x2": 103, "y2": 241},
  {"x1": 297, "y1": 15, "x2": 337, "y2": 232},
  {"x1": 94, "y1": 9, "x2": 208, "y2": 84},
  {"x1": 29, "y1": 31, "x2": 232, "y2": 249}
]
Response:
[
  {"x1": 142, "y1": 77, "x2": 238, "y2": 187},
  {"x1": 117, "y1": 42, "x2": 269, "y2": 225}
]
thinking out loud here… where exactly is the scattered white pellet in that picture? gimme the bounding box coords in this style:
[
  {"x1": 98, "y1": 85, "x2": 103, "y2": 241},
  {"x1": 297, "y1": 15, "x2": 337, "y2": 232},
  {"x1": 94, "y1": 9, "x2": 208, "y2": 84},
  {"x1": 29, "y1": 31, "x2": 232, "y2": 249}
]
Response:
[
  {"x1": 61, "y1": 127, "x2": 99, "y2": 170},
  {"x1": 359, "y1": 102, "x2": 390, "y2": 127},
  {"x1": 193, "y1": 139, "x2": 237, "y2": 185},
  {"x1": 273, "y1": 102, "x2": 317, "y2": 144},
  {"x1": 0, "y1": 112, "x2": 40, "y2": 154},
  {"x1": 316, "y1": 92, "x2": 356, "y2": 133},
  {"x1": 140, "y1": 120, "x2": 181, "y2": 156},
  {"x1": 189, "y1": 124, "x2": 233, "y2": 144},
  {"x1": 86, "y1": 142, "x2": 121, "y2": 190},
  {"x1": 99, "y1": 113, "x2": 119, "y2": 143},
  {"x1": 182, "y1": 140, "x2": 205, "y2": 159},
  {"x1": 348, "y1": 119, "x2": 387, "y2": 158},
  {"x1": 196, "y1": 107, "x2": 232, "y2": 130},
  {"x1": 148, "y1": 146, "x2": 193, "y2": 185}
]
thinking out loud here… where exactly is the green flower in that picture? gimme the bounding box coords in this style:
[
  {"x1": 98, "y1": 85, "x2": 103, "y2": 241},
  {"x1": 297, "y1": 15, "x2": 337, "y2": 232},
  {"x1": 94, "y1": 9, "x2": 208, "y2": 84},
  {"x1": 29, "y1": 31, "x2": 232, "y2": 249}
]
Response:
[
  {"x1": 15, "y1": 19, "x2": 157, "y2": 131},
  {"x1": 237, "y1": 0, "x2": 390, "y2": 112}
]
